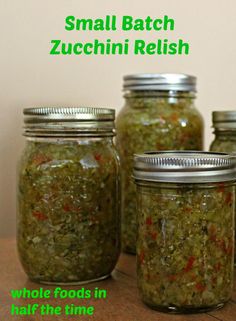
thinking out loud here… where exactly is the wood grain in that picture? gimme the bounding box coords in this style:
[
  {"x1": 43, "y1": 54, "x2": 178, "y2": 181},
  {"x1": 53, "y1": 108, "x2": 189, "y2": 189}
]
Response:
[{"x1": 0, "y1": 239, "x2": 235, "y2": 321}]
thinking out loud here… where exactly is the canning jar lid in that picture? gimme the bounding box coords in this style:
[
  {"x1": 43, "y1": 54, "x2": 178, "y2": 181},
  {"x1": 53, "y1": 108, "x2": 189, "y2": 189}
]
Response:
[
  {"x1": 123, "y1": 73, "x2": 196, "y2": 92},
  {"x1": 23, "y1": 107, "x2": 116, "y2": 137},
  {"x1": 134, "y1": 151, "x2": 236, "y2": 183},
  {"x1": 212, "y1": 111, "x2": 236, "y2": 130}
]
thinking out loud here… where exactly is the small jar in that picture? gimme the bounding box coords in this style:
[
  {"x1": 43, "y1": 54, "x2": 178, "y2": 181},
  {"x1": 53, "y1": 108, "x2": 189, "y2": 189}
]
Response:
[
  {"x1": 210, "y1": 111, "x2": 236, "y2": 264},
  {"x1": 210, "y1": 111, "x2": 236, "y2": 152},
  {"x1": 116, "y1": 74, "x2": 204, "y2": 254},
  {"x1": 17, "y1": 107, "x2": 121, "y2": 284},
  {"x1": 134, "y1": 151, "x2": 235, "y2": 313}
]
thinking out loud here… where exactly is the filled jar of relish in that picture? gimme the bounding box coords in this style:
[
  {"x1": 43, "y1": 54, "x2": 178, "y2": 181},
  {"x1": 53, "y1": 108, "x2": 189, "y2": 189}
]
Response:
[
  {"x1": 17, "y1": 107, "x2": 121, "y2": 284},
  {"x1": 134, "y1": 151, "x2": 235, "y2": 313},
  {"x1": 116, "y1": 74, "x2": 204, "y2": 253},
  {"x1": 210, "y1": 111, "x2": 236, "y2": 152}
]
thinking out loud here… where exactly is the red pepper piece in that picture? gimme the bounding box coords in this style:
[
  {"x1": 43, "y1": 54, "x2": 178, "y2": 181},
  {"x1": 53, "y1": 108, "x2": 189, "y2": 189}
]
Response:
[
  {"x1": 184, "y1": 256, "x2": 195, "y2": 273},
  {"x1": 184, "y1": 206, "x2": 192, "y2": 213},
  {"x1": 195, "y1": 282, "x2": 206, "y2": 292},
  {"x1": 225, "y1": 192, "x2": 233, "y2": 205},
  {"x1": 209, "y1": 234, "x2": 217, "y2": 242},
  {"x1": 167, "y1": 274, "x2": 177, "y2": 282},
  {"x1": 94, "y1": 153, "x2": 102, "y2": 161},
  {"x1": 217, "y1": 182, "x2": 225, "y2": 193},
  {"x1": 32, "y1": 154, "x2": 52, "y2": 166},
  {"x1": 32, "y1": 211, "x2": 48, "y2": 221},
  {"x1": 63, "y1": 204, "x2": 71, "y2": 212},
  {"x1": 214, "y1": 238, "x2": 233, "y2": 255},
  {"x1": 139, "y1": 250, "x2": 145, "y2": 264},
  {"x1": 216, "y1": 239, "x2": 228, "y2": 254},
  {"x1": 145, "y1": 217, "x2": 152, "y2": 226},
  {"x1": 150, "y1": 231, "x2": 158, "y2": 240},
  {"x1": 63, "y1": 204, "x2": 81, "y2": 213}
]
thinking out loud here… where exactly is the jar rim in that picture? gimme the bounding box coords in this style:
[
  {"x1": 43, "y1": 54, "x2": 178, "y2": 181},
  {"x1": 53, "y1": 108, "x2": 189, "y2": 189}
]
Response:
[
  {"x1": 123, "y1": 73, "x2": 197, "y2": 92},
  {"x1": 133, "y1": 151, "x2": 236, "y2": 183},
  {"x1": 24, "y1": 107, "x2": 115, "y2": 121},
  {"x1": 23, "y1": 107, "x2": 116, "y2": 137},
  {"x1": 212, "y1": 111, "x2": 236, "y2": 130}
]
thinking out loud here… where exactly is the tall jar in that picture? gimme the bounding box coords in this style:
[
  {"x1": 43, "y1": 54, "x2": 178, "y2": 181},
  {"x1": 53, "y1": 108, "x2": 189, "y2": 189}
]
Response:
[
  {"x1": 134, "y1": 151, "x2": 235, "y2": 313},
  {"x1": 116, "y1": 74, "x2": 204, "y2": 253},
  {"x1": 210, "y1": 111, "x2": 236, "y2": 264},
  {"x1": 17, "y1": 107, "x2": 121, "y2": 284}
]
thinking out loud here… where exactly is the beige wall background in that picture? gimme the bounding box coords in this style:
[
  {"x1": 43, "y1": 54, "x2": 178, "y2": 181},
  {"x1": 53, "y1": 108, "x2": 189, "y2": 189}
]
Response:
[{"x1": 1, "y1": 0, "x2": 236, "y2": 236}]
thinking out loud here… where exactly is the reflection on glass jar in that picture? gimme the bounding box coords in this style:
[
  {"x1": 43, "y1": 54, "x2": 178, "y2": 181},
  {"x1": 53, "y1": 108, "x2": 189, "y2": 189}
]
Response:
[
  {"x1": 134, "y1": 152, "x2": 235, "y2": 313},
  {"x1": 116, "y1": 74, "x2": 204, "y2": 254},
  {"x1": 17, "y1": 107, "x2": 121, "y2": 285}
]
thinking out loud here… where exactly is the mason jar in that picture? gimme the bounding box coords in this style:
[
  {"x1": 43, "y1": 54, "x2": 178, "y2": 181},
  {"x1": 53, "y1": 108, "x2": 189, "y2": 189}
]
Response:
[
  {"x1": 210, "y1": 111, "x2": 236, "y2": 265},
  {"x1": 134, "y1": 151, "x2": 235, "y2": 313},
  {"x1": 17, "y1": 107, "x2": 121, "y2": 284},
  {"x1": 210, "y1": 111, "x2": 236, "y2": 153},
  {"x1": 116, "y1": 74, "x2": 204, "y2": 254}
]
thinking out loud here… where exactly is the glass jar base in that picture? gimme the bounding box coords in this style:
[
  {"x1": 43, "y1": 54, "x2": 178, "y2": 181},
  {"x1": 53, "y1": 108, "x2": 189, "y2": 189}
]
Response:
[
  {"x1": 143, "y1": 301, "x2": 226, "y2": 314},
  {"x1": 30, "y1": 273, "x2": 111, "y2": 286}
]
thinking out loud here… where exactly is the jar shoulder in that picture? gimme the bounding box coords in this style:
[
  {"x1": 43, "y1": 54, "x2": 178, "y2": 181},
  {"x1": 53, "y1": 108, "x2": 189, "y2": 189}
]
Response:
[
  {"x1": 210, "y1": 138, "x2": 236, "y2": 153},
  {"x1": 18, "y1": 139, "x2": 120, "y2": 174},
  {"x1": 116, "y1": 101, "x2": 203, "y2": 129}
]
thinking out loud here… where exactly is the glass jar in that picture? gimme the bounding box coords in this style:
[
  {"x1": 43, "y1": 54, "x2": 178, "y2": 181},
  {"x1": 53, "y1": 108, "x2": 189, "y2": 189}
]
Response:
[
  {"x1": 210, "y1": 111, "x2": 236, "y2": 152},
  {"x1": 134, "y1": 151, "x2": 235, "y2": 313},
  {"x1": 17, "y1": 107, "x2": 121, "y2": 284},
  {"x1": 116, "y1": 74, "x2": 204, "y2": 254},
  {"x1": 210, "y1": 111, "x2": 236, "y2": 265}
]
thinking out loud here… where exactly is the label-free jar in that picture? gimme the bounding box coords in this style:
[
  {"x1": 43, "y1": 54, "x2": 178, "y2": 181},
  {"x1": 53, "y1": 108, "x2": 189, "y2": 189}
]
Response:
[
  {"x1": 116, "y1": 74, "x2": 204, "y2": 253},
  {"x1": 210, "y1": 111, "x2": 236, "y2": 264},
  {"x1": 210, "y1": 111, "x2": 236, "y2": 152},
  {"x1": 17, "y1": 107, "x2": 121, "y2": 284},
  {"x1": 134, "y1": 151, "x2": 235, "y2": 313}
]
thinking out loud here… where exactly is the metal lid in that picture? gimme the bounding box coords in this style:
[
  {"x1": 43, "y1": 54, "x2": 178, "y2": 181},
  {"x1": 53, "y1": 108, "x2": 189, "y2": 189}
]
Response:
[
  {"x1": 23, "y1": 107, "x2": 116, "y2": 137},
  {"x1": 134, "y1": 151, "x2": 236, "y2": 183},
  {"x1": 123, "y1": 73, "x2": 196, "y2": 92},
  {"x1": 212, "y1": 111, "x2": 236, "y2": 130}
]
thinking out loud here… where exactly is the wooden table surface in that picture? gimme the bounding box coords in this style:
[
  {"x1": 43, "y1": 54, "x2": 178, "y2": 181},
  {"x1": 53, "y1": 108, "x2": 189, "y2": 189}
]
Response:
[{"x1": 0, "y1": 239, "x2": 236, "y2": 321}]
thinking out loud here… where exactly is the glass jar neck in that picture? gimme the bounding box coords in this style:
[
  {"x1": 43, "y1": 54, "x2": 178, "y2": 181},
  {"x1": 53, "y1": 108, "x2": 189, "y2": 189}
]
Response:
[
  {"x1": 24, "y1": 119, "x2": 115, "y2": 138},
  {"x1": 124, "y1": 90, "x2": 195, "y2": 108},
  {"x1": 24, "y1": 127, "x2": 115, "y2": 138},
  {"x1": 136, "y1": 181, "x2": 234, "y2": 189},
  {"x1": 124, "y1": 90, "x2": 195, "y2": 98},
  {"x1": 214, "y1": 129, "x2": 236, "y2": 138},
  {"x1": 26, "y1": 136, "x2": 115, "y2": 144}
]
